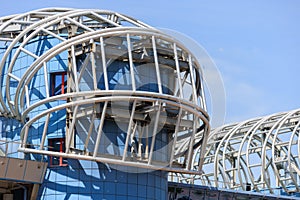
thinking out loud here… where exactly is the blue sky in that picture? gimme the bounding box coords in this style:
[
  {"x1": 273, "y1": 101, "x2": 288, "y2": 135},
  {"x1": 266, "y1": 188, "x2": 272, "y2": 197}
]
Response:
[{"x1": 1, "y1": 0, "x2": 299, "y2": 124}]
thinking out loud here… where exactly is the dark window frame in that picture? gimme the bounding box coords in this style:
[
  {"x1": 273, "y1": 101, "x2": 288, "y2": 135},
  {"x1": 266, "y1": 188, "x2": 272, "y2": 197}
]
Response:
[
  {"x1": 50, "y1": 71, "x2": 67, "y2": 96},
  {"x1": 48, "y1": 138, "x2": 68, "y2": 167}
]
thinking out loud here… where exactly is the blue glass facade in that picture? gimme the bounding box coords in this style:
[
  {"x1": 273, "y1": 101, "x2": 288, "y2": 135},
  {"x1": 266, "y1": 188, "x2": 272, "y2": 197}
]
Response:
[{"x1": 40, "y1": 162, "x2": 167, "y2": 199}]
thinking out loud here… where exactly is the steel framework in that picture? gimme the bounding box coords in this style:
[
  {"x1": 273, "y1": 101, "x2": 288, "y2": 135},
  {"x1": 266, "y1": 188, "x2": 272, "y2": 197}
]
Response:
[
  {"x1": 0, "y1": 8, "x2": 209, "y2": 173},
  {"x1": 172, "y1": 108, "x2": 300, "y2": 194}
]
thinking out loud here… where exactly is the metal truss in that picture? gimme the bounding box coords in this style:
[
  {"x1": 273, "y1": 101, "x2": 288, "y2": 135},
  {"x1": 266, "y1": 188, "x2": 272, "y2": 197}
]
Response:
[
  {"x1": 0, "y1": 8, "x2": 209, "y2": 173},
  {"x1": 172, "y1": 108, "x2": 300, "y2": 194}
]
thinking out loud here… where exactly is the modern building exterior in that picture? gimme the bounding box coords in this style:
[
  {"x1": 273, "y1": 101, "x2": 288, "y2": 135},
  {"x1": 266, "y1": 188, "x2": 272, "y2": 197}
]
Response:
[
  {"x1": 0, "y1": 8, "x2": 209, "y2": 199},
  {"x1": 0, "y1": 7, "x2": 299, "y2": 200}
]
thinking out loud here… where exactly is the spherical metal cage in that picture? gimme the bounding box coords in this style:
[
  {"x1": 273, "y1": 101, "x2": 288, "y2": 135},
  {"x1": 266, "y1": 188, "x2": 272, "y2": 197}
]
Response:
[{"x1": 0, "y1": 8, "x2": 209, "y2": 173}]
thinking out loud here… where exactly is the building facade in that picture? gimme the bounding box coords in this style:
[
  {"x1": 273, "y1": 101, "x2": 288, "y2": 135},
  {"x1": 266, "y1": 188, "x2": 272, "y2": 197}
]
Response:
[
  {"x1": 0, "y1": 8, "x2": 209, "y2": 199},
  {"x1": 1, "y1": 7, "x2": 299, "y2": 200}
]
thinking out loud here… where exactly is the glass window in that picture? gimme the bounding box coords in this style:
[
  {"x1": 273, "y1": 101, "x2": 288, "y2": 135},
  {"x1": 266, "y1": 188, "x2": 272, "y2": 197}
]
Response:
[
  {"x1": 50, "y1": 72, "x2": 67, "y2": 96},
  {"x1": 48, "y1": 138, "x2": 68, "y2": 166}
]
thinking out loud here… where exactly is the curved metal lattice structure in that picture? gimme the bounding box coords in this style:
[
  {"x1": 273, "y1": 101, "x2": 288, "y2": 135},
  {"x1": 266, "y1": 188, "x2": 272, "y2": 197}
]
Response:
[
  {"x1": 0, "y1": 8, "x2": 209, "y2": 173},
  {"x1": 173, "y1": 108, "x2": 300, "y2": 194}
]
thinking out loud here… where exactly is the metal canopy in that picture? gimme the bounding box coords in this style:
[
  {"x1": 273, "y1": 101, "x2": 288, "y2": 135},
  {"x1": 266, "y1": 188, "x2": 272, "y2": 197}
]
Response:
[{"x1": 173, "y1": 108, "x2": 300, "y2": 194}]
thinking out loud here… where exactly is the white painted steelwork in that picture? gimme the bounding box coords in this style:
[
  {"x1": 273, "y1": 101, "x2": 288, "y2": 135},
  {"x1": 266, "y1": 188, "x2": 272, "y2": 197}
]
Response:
[
  {"x1": 173, "y1": 108, "x2": 300, "y2": 194},
  {"x1": 0, "y1": 8, "x2": 209, "y2": 173}
]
